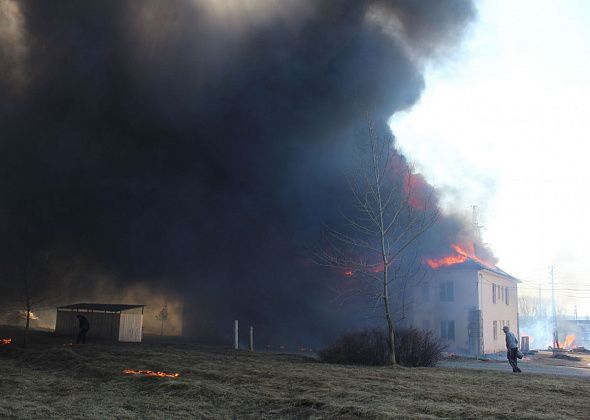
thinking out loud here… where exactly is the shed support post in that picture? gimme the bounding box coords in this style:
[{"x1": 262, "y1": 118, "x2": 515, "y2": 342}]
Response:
[
  {"x1": 234, "y1": 320, "x2": 239, "y2": 350},
  {"x1": 249, "y1": 326, "x2": 254, "y2": 352}
]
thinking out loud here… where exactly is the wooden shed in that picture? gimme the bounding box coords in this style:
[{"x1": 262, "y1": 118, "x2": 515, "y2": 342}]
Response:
[{"x1": 55, "y1": 303, "x2": 145, "y2": 342}]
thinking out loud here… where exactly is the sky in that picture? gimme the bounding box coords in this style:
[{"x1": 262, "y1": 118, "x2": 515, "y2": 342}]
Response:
[{"x1": 390, "y1": 0, "x2": 590, "y2": 318}]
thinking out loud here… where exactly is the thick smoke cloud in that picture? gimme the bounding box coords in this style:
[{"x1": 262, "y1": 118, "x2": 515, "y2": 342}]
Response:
[{"x1": 0, "y1": 0, "x2": 478, "y2": 346}]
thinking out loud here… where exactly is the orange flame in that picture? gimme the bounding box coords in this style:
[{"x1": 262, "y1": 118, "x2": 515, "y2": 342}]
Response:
[
  {"x1": 123, "y1": 369, "x2": 180, "y2": 378},
  {"x1": 1, "y1": 338, "x2": 12, "y2": 345},
  {"x1": 341, "y1": 262, "x2": 384, "y2": 277},
  {"x1": 559, "y1": 334, "x2": 576, "y2": 349},
  {"x1": 426, "y1": 243, "x2": 494, "y2": 269}
]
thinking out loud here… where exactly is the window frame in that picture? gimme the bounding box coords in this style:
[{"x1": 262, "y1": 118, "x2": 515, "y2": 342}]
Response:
[
  {"x1": 440, "y1": 320, "x2": 455, "y2": 341},
  {"x1": 439, "y1": 281, "x2": 454, "y2": 302}
]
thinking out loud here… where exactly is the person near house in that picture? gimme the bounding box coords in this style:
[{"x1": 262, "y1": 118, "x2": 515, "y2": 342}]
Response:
[
  {"x1": 503, "y1": 325, "x2": 521, "y2": 372},
  {"x1": 76, "y1": 314, "x2": 90, "y2": 344}
]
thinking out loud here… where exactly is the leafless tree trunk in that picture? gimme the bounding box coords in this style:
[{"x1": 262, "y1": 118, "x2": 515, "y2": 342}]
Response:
[
  {"x1": 315, "y1": 117, "x2": 438, "y2": 365},
  {"x1": 23, "y1": 275, "x2": 31, "y2": 348},
  {"x1": 15, "y1": 249, "x2": 57, "y2": 348},
  {"x1": 155, "y1": 303, "x2": 169, "y2": 338}
]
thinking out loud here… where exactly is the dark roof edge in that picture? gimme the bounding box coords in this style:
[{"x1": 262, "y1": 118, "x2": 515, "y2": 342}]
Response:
[
  {"x1": 480, "y1": 267, "x2": 521, "y2": 283},
  {"x1": 57, "y1": 303, "x2": 145, "y2": 311}
]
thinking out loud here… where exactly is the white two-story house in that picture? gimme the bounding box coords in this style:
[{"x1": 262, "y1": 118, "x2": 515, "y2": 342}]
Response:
[{"x1": 406, "y1": 259, "x2": 519, "y2": 356}]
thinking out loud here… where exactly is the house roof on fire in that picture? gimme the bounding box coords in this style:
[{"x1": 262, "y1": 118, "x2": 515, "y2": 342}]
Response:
[
  {"x1": 57, "y1": 303, "x2": 145, "y2": 312},
  {"x1": 444, "y1": 259, "x2": 520, "y2": 282}
]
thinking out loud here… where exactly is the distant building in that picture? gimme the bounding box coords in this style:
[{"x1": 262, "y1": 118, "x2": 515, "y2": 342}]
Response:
[
  {"x1": 55, "y1": 303, "x2": 145, "y2": 342},
  {"x1": 406, "y1": 259, "x2": 519, "y2": 356}
]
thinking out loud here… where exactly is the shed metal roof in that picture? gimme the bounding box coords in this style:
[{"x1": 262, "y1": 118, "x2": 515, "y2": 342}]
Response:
[{"x1": 57, "y1": 303, "x2": 144, "y2": 312}]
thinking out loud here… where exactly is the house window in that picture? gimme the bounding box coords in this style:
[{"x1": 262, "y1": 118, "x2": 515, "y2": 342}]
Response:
[
  {"x1": 493, "y1": 320, "x2": 498, "y2": 340},
  {"x1": 441, "y1": 320, "x2": 455, "y2": 341},
  {"x1": 492, "y1": 284, "x2": 497, "y2": 304},
  {"x1": 439, "y1": 281, "x2": 454, "y2": 302},
  {"x1": 422, "y1": 320, "x2": 431, "y2": 331},
  {"x1": 421, "y1": 284, "x2": 429, "y2": 303}
]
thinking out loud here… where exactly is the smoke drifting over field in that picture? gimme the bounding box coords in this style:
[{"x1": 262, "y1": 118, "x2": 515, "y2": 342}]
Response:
[{"x1": 0, "y1": 0, "x2": 481, "y2": 345}]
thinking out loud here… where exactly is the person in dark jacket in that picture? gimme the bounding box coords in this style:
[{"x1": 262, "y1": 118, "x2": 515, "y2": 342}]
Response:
[
  {"x1": 503, "y1": 325, "x2": 521, "y2": 372},
  {"x1": 76, "y1": 314, "x2": 90, "y2": 344}
]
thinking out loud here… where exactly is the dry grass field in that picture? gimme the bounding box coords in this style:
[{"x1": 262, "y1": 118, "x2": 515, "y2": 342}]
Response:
[{"x1": 1, "y1": 326, "x2": 589, "y2": 419}]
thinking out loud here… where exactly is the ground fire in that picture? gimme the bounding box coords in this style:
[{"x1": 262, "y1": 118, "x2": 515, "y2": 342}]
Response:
[
  {"x1": 558, "y1": 334, "x2": 576, "y2": 350},
  {"x1": 19, "y1": 310, "x2": 39, "y2": 320},
  {"x1": 1, "y1": 338, "x2": 12, "y2": 345},
  {"x1": 520, "y1": 332, "x2": 580, "y2": 352},
  {"x1": 122, "y1": 369, "x2": 180, "y2": 378}
]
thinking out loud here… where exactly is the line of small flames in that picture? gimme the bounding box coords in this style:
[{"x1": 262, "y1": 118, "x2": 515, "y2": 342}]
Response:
[
  {"x1": 1, "y1": 338, "x2": 12, "y2": 345},
  {"x1": 122, "y1": 368, "x2": 180, "y2": 378}
]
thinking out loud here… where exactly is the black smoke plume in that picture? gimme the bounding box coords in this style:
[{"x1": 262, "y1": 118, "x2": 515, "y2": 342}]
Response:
[{"x1": 0, "y1": 0, "x2": 479, "y2": 346}]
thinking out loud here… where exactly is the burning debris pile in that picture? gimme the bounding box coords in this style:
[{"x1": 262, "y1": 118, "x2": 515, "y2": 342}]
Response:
[
  {"x1": 123, "y1": 369, "x2": 180, "y2": 379},
  {"x1": 558, "y1": 334, "x2": 577, "y2": 350},
  {"x1": 521, "y1": 325, "x2": 583, "y2": 352}
]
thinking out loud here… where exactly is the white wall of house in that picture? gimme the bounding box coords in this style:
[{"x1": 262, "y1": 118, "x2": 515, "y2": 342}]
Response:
[
  {"x1": 408, "y1": 268, "x2": 479, "y2": 354},
  {"x1": 478, "y1": 271, "x2": 519, "y2": 354},
  {"x1": 407, "y1": 266, "x2": 519, "y2": 355}
]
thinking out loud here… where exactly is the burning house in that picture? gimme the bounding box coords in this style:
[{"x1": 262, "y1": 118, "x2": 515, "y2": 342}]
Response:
[
  {"x1": 55, "y1": 303, "x2": 145, "y2": 343},
  {"x1": 407, "y1": 245, "x2": 519, "y2": 356}
]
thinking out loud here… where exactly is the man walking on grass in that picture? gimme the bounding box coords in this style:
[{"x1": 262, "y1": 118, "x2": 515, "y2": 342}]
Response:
[{"x1": 503, "y1": 325, "x2": 521, "y2": 372}]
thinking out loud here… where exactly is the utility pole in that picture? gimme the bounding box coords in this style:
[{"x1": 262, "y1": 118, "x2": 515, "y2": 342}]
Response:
[
  {"x1": 472, "y1": 205, "x2": 485, "y2": 256},
  {"x1": 538, "y1": 279, "x2": 542, "y2": 320},
  {"x1": 574, "y1": 305, "x2": 578, "y2": 321},
  {"x1": 472, "y1": 205, "x2": 481, "y2": 242},
  {"x1": 550, "y1": 265, "x2": 559, "y2": 351}
]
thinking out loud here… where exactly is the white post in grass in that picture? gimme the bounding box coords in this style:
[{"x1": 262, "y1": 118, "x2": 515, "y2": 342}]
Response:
[
  {"x1": 249, "y1": 326, "x2": 254, "y2": 352},
  {"x1": 234, "y1": 320, "x2": 239, "y2": 350}
]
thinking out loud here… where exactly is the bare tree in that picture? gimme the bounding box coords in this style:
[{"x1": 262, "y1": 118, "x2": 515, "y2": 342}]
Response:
[
  {"x1": 6, "y1": 250, "x2": 58, "y2": 348},
  {"x1": 315, "y1": 118, "x2": 438, "y2": 365},
  {"x1": 518, "y1": 295, "x2": 550, "y2": 322},
  {"x1": 155, "y1": 303, "x2": 169, "y2": 337}
]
